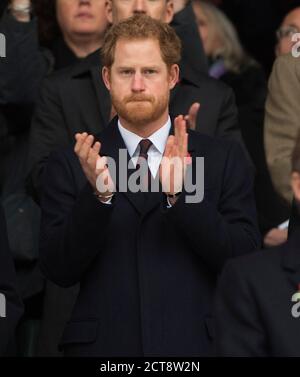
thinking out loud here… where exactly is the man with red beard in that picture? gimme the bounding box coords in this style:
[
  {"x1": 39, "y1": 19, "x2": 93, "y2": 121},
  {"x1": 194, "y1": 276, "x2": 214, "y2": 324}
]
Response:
[
  {"x1": 39, "y1": 15, "x2": 259, "y2": 357},
  {"x1": 31, "y1": 0, "x2": 242, "y2": 358}
]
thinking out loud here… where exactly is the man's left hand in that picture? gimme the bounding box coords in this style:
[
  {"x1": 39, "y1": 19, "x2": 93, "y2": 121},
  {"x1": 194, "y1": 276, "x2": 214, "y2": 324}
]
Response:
[{"x1": 159, "y1": 115, "x2": 191, "y2": 204}]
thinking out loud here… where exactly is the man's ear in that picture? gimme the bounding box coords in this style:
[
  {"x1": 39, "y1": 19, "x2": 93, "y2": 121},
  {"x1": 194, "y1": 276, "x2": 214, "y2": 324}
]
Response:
[
  {"x1": 291, "y1": 172, "x2": 300, "y2": 202},
  {"x1": 102, "y1": 66, "x2": 111, "y2": 90},
  {"x1": 105, "y1": 0, "x2": 113, "y2": 24},
  {"x1": 164, "y1": 0, "x2": 174, "y2": 24},
  {"x1": 168, "y1": 64, "x2": 180, "y2": 89}
]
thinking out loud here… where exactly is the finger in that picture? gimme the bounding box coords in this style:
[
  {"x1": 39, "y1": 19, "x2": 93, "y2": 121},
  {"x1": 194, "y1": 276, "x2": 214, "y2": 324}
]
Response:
[
  {"x1": 92, "y1": 141, "x2": 101, "y2": 154},
  {"x1": 189, "y1": 102, "x2": 200, "y2": 117},
  {"x1": 178, "y1": 117, "x2": 186, "y2": 157},
  {"x1": 87, "y1": 141, "x2": 101, "y2": 169},
  {"x1": 164, "y1": 135, "x2": 175, "y2": 157},
  {"x1": 181, "y1": 114, "x2": 187, "y2": 134},
  {"x1": 163, "y1": 135, "x2": 175, "y2": 158},
  {"x1": 74, "y1": 132, "x2": 88, "y2": 154},
  {"x1": 91, "y1": 141, "x2": 101, "y2": 168},
  {"x1": 78, "y1": 134, "x2": 94, "y2": 161},
  {"x1": 174, "y1": 115, "x2": 180, "y2": 142},
  {"x1": 183, "y1": 133, "x2": 189, "y2": 164},
  {"x1": 181, "y1": 132, "x2": 187, "y2": 156},
  {"x1": 187, "y1": 102, "x2": 200, "y2": 130},
  {"x1": 75, "y1": 133, "x2": 89, "y2": 154},
  {"x1": 174, "y1": 115, "x2": 180, "y2": 130},
  {"x1": 75, "y1": 132, "x2": 87, "y2": 141},
  {"x1": 172, "y1": 143, "x2": 179, "y2": 160},
  {"x1": 96, "y1": 155, "x2": 108, "y2": 172},
  {"x1": 184, "y1": 114, "x2": 189, "y2": 128},
  {"x1": 174, "y1": 117, "x2": 179, "y2": 138}
]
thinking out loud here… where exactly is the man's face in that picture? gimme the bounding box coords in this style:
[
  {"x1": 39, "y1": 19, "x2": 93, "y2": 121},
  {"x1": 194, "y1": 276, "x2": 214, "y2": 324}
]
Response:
[
  {"x1": 102, "y1": 38, "x2": 179, "y2": 127},
  {"x1": 276, "y1": 7, "x2": 300, "y2": 56},
  {"x1": 105, "y1": 0, "x2": 174, "y2": 24},
  {"x1": 56, "y1": 0, "x2": 108, "y2": 39}
]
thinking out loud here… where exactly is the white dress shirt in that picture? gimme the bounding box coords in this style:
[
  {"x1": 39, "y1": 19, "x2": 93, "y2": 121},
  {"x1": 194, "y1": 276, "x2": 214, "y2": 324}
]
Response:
[{"x1": 118, "y1": 117, "x2": 171, "y2": 177}]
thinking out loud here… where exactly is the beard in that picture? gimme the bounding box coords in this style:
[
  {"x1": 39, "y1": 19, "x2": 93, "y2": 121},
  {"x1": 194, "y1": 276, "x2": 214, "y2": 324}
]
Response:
[{"x1": 110, "y1": 91, "x2": 170, "y2": 127}]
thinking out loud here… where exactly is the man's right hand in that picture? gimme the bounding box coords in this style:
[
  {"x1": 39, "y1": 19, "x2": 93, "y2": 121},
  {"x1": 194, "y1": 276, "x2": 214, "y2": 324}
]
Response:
[{"x1": 74, "y1": 133, "x2": 115, "y2": 201}]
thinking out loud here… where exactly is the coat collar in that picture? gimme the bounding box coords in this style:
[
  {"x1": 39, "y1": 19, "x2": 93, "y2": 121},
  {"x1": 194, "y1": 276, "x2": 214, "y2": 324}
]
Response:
[
  {"x1": 64, "y1": 50, "x2": 112, "y2": 128},
  {"x1": 70, "y1": 48, "x2": 102, "y2": 77}
]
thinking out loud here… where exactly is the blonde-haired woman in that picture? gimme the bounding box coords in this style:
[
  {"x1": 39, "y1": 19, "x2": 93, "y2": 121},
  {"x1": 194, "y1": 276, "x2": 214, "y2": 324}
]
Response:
[
  {"x1": 191, "y1": 0, "x2": 290, "y2": 247},
  {"x1": 192, "y1": 0, "x2": 259, "y2": 78}
]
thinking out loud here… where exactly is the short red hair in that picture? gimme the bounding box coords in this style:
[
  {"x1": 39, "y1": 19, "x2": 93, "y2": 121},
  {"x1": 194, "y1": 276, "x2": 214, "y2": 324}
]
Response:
[{"x1": 101, "y1": 14, "x2": 181, "y2": 69}]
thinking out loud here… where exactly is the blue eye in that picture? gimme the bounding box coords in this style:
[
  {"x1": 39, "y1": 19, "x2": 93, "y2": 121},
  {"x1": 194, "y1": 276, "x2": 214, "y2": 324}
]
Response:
[
  {"x1": 121, "y1": 70, "x2": 133, "y2": 76},
  {"x1": 144, "y1": 69, "x2": 156, "y2": 75}
]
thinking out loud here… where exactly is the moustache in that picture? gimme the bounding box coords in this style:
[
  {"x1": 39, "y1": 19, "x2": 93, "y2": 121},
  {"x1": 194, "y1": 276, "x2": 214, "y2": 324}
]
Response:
[{"x1": 124, "y1": 95, "x2": 155, "y2": 103}]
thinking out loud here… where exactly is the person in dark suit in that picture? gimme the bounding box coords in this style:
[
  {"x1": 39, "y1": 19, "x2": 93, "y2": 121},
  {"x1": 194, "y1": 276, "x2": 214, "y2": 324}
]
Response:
[
  {"x1": 0, "y1": 0, "x2": 110, "y2": 357},
  {"x1": 27, "y1": 0, "x2": 241, "y2": 202},
  {"x1": 214, "y1": 134, "x2": 300, "y2": 357},
  {"x1": 27, "y1": 51, "x2": 239, "y2": 201},
  {"x1": 30, "y1": 0, "x2": 241, "y2": 356},
  {"x1": 39, "y1": 15, "x2": 260, "y2": 357},
  {"x1": 0, "y1": 204, "x2": 23, "y2": 356}
]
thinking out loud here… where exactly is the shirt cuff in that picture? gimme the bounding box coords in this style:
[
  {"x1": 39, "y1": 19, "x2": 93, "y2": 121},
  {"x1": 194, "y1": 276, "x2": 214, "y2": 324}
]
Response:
[{"x1": 99, "y1": 197, "x2": 113, "y2": 205}]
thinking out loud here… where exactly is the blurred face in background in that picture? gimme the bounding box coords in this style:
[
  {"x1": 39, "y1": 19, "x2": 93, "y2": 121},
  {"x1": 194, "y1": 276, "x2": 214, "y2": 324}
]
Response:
[
  {"x1": 105, "y1": 0, "x2": 174, "y2": 24},
  {"x1": 56, "y1": 0, "x2": 108, "y2": 41},
  {"x1": 172, "y1": 0, "x2": 187, "y2": 14},
  {"x1": 192, "y1": 2, "x2": 221, "y2": 56},
  {"x1": 276, "y1": 7, "x2": 300, "y2": 56}
]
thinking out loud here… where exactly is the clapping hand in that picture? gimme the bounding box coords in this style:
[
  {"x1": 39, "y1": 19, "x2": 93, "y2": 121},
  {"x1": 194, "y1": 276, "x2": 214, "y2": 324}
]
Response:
[
  {"x1": 159, "y1": 115, "x2": 191, "y2": 203},
  {"x1": 74, "y1": 133, "x2": 115, "y2": 202}
]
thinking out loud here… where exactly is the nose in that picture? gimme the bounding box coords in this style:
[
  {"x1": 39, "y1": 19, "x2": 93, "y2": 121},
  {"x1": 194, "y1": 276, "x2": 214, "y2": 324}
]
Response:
[
  {"x1": 79, "y1": 0, "x2": 91, "y2": 5},
  {"x1": 133, "y1": 0, "x2": 147, "y2": 14},
  {"x1": 131, "y1": 73, "x2": 145, "y2": 92}
]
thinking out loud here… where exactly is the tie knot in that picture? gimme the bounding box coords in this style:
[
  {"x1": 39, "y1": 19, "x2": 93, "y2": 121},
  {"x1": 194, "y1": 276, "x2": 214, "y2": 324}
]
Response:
[{"x1": 139, "y1": 139, "x2": 152, "y2": 156}]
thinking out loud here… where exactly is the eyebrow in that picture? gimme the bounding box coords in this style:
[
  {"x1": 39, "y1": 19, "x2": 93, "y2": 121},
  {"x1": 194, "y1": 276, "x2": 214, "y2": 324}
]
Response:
[
  {"x1": 286, "y1": 23, "x2": 300, "y2": 29},
  {"x1": 116, "y1": 66, "x2": 161, "y2": 70}
]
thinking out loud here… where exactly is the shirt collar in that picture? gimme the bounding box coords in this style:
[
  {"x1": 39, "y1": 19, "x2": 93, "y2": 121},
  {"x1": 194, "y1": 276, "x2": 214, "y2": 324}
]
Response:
[{"x1": 118, "y1": 116, "x2": 171, "y2": 157}]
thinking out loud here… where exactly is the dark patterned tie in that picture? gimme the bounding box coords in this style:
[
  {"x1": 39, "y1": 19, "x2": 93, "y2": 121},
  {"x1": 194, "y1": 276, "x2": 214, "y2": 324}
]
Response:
[{"x1": 136, "y1": 139, "x2": 152, "y2": 191}]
